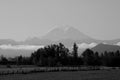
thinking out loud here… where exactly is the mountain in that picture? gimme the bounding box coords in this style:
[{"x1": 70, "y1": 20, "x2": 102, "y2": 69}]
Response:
[
  {"x1": 0, "y1": 25, "x2": 98, "y2": 57},
  {"x1": 1, "y1": 25, "x2": 120, "y2": 57},
  {"x1": 22, "y1": 37, "x2": 53, "y2": 45},
  {"x1": 91, "y1": 43, "x2": 120, "y2": 53},
  {"x1": 42, "y1": 25, "x2": 93, "y2": 41},
  {"x1": 0, "y1": 39, "x2": 17, "y2": 45},
  {"x1": 40, "y1": 25, "x2": 100, "y2": 46},
  {"x1": 0, "y1": 25, "x2": 120, "y2": 46}
]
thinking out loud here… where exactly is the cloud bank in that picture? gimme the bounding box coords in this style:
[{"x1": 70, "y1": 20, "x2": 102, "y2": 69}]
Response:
[
  {"x1": 0, "y1": 43, "x2": 98, "y2": 50},
  {"x1": 0, "y1": 44, "x2": 44, "y2": 50},
  {"x1": 77, "y1": 43, "x2": 97, "y2": 49}
]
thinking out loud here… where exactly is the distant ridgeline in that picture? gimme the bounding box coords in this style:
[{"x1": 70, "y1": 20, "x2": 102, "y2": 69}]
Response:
[
  {"x1": 1, "y1": 43, "x2": 120, "y2": 67},
  {"x1": 1, "y1": 26, "x2": 120, "y2": 58}
]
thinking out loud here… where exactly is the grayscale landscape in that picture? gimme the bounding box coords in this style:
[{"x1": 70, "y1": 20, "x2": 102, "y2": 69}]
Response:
[{"x1": 0, "y1": 0, "x2": 120, "y2": 80}]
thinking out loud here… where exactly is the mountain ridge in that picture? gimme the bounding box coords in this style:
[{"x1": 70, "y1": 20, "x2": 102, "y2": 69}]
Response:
[
  {"x1": 0, "y1": 25, "x2": 120, "y2": 46},
  {"x1": 1, "y1": 25, "x2": 120, "y2": 57},
  {"x1": 91, "y1": 43, "x2": 120, "y2": 54}
]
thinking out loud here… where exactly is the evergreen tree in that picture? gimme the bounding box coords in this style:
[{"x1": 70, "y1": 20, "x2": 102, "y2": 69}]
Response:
[
  {"x1": 72, "y1": 43, "x2": 79, "y2": 65},
  {"x1": 31, "y1": 43, "x2": 69, "y2": 66},
  {"x1": 81, "y1": 49, "x2": 95, "y2": 66},
  {"x1": 72, "y1": 43, "x2": 78, "y2": 59},
  {"x1": 94, "y1": 52, "x2": 101, "y2": 66}
]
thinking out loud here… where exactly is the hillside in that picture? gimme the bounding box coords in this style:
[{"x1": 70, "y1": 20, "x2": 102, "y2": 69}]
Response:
[{"x1": 91, "y1": 43, "x2": 120, "y2": 53}]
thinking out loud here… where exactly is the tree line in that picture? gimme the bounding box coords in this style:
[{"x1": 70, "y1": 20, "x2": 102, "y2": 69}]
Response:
[{"x1": 1, "y1": 43, "x2": 120, "y2": 67}]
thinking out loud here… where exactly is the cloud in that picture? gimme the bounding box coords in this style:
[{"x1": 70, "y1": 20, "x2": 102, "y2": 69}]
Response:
[
  {"x1": 77, "y1": 43, "x2": 97, "y2": 49},
  {"x1": 115, "y1": 42, "x2": 120, "y2": 46},
  {"x1": 0, "y1": 43, "x2": 97, "y2": 50},
  {"x1": 0, "y1": 44, "x2": 44, "y2": 50}
]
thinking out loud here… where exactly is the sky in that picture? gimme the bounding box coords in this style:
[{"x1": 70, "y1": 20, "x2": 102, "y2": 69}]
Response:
[{"x1": 0, "y1": 0, "x2": 120, "y2": 41}]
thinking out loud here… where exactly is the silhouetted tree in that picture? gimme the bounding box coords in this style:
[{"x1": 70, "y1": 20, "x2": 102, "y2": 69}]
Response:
[
  {"x1": 0, "y1": 55, "x2": 8, "y2": 65},
  {"x1": 31, "y1": 48, "x2": 47, "y2": 66},
  {"x1": 81, "y1": 49, "x2": 95, "y2": 66},
  {"x1": 72, "y1": 43, "x2": 78, "y2": 58},
  {"x1": 2, "y1": 42, "x2": 120, "y2": 67},
  {"x1": 94, "y1": 52, "x2": 101, "y2": 66},
  {"x1": 31, "y1": 43, "x2": 69, "y2": 66},
  {"x1": 72, "y1": 43, "x2": 79, "y2": 65},
  {"x1": 16, "y1": 55, "x2": 23, "y2": 65},
  {"x1": 100, "y1": 51, "x2": 120, "y2": 67}
]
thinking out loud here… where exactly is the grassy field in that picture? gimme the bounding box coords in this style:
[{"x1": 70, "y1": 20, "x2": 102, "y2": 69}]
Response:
[
  {"x1": 0, "y1": 66, "x2": 101, "y2": 75},
  {"x1": 0, "y1": 70, "x2": 120, "y2": 80}
]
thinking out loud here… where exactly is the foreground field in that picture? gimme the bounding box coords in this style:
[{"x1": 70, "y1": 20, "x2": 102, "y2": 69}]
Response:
[{"x1": 0, "y1": 70, "x2": 120, "y2": 80}]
